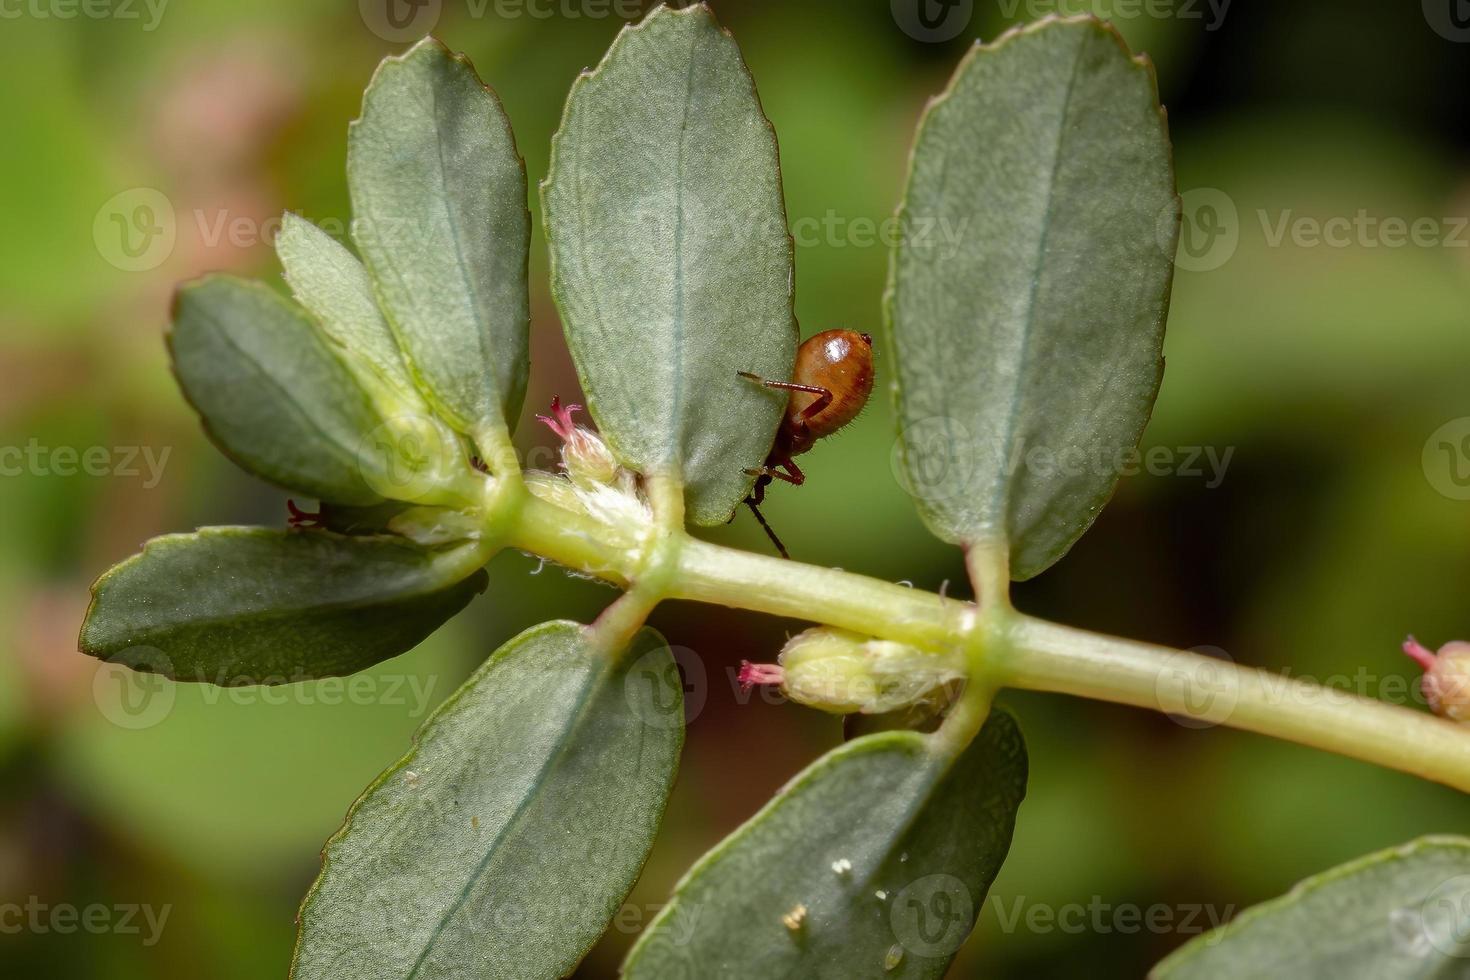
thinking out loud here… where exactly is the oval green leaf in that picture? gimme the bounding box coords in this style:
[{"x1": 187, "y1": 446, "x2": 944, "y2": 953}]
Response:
[
  {"x1": 169, "y1": 275, "x2": 390, "y2": 505},
  {"x1": 624, "y1": 709, "x2": 1027, "y2": 978},
  {"x1": 348, "y1": 37, "x2": 531, "y2": 442},
  {"x1": 542, "y1": 3, "x2": 798, "y2": 525},
  {"x1": 292, "y1": 621, "x2": 684, "y2": 980},
  {"x1": 885, "y1": 16, "x2": 1179, "y2": 580},
  {"x1": 79, "y1": 527, "x2": 489, "y2": 682},
  {"x1": 1152, "y1": 836, "x2": 1470, "y2": 979},
  {"x1": 276, "y1": 211, "x2": 424, "y2": 414}
]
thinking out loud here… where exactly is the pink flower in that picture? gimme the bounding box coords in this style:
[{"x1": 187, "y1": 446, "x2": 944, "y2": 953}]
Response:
[
  {"x1": 535, "y1": 395, "x2": 583, "y2": 442},
  {"x1": 738, "y1": 661, "x2": 785, "y2": 689},
  {"x1": 1403, "y1": 635, "x2": 1470, "y2": 722},
  {"x1": 536, "y1": 396, "x2": 620, "y2": 488}
]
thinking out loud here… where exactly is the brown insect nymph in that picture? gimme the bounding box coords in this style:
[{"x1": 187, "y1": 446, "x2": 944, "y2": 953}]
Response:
[{"x1": 738, "y1": 329, "x2": 875, "y2": 558}]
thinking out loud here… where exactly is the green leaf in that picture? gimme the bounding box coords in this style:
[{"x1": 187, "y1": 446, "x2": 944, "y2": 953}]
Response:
[
  {"x1": 275, "y1": 213, "x2": 478, "y2": 505},
  {"x1": 348, "y1": 37, "x2": 531, "y2": 441},
  {"x1": 275, "y1": 211, "x2": 424, "y2": 413},
  {"x1": 169, "y1": 275, "x2": 391, "y2": 506},
  {"x1": 885, "y1": 17, "x2": 1178, "y2": 580},
  {"x1": 543, "y1": 3, "x2": 798, "y2": 525},
  {"x1": 624, "y1": 708, "x2": 1027, "y2": 978},
  {"x1": 1152, "y1": 836, "x2": 1470, "y2": 979},
  {"x1": 292, "y1": 621, "x2": 683, "y2": 980},
  {"x1": 79, "y1": 527, "x2": 488, "y2": 682}
]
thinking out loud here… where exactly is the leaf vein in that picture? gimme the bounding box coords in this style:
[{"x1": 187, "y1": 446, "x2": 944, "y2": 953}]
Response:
[{"x1": 987, "y1": 36, "x2": 1089, "y2": 532}]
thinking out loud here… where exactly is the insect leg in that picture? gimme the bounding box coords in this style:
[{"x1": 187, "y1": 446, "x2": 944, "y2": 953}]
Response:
[
  {"x1": 744, "y1": 465, "x2": 803, "y2": 487},
  {"x1": 744, "y1": 498, "x2": 790, "y2": 559},
  {"x1": 286, "y1": 499, "x2": 323, "y2": 528},
  {"x1": 737, "y1": 371, "x2": 834, "y2": 416},
  {"x1": 742, "y1": 471, "x2": 773, "y2": 505}
]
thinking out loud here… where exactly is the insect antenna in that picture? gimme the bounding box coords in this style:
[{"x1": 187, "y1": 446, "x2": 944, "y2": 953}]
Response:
[{"x1": 745, "y1": 499, "x2": 790, "y2": 560}]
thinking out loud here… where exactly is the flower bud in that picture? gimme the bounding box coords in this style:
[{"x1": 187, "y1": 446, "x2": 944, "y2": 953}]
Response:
[
  {"x1": 527, "y1": 398, "x2": 651, "y2": 532},
  {"x1": 537, "y1": 397, "x2": 621, "y2": 490},
  {"x1": 524, "y1": 471, "x2": 585, "y2": 514},
  {"x1": 1404, "y1": 637, "x2": 1470, "y2": 722},
  {"x1": 743, "y1": 628, "x2": 965, "y2": 715}
]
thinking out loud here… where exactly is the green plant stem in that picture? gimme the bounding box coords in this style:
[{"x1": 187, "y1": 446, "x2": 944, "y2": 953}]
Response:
[
  {"x1": 586, "y1": 474, "x2": 685, "y2": 654},
  {"x1": 1006, "y1": 618, "x2": 1470, "y2": 792},
  {"x1": 502, "y1": 488, "x2": 1470, "y2": 793}
]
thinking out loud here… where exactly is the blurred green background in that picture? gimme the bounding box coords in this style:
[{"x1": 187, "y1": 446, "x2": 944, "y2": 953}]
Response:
[{"x1": 3, "y1": 0, "x2": 1470, "y2": 975}]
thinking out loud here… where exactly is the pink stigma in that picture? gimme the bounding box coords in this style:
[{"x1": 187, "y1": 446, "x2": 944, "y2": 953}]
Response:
[
  {"x1": 535, "y1": 396, "x2": 583, "y2": 441},
  {"x1": 738, "y1": 661, "x2": 785, "y2": 689},
  {"x1": 286, "y1": 499, "x2": 323, "y2": 529},
  {"x1": 1403, "y1": 636, "x2": 1438, "y2": 672}
]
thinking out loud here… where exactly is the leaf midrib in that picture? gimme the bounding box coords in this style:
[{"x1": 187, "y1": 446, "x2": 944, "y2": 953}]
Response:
[
  {"x1": 986, "y1": 35, "x2": 1088, "y2": 532},
  {"x1": 100, "y1": 532, "x2": 468, "y2": 640},
  {"x1": 281, "y1": 224, "x2": 420, "y2": 400},
  {"x1": 779, "y1": 751, "x2": 946, "y2": 979},
  {"x1": 423, "y1": 64, "x2": 498, "y2": 419},
  {"x1": 117, "y1": 564, "x2": 459, "y2": 637},
  {"x1": 667, "y1": 27, "x2": 700, "y2": 458},
  {"x1": 402, "y1": 651, "x2": 611, "y2": 979},
  {"x1": 196, "y1": 299, "x2": 370, "y2": 476}
]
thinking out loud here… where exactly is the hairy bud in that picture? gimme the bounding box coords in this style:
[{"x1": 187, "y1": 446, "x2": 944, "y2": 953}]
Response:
[
  {"x1": 743, "y1": 627, "x2": 965, "y2": 715},
  {"x1": 537, "y1": 397, "x2": 623, "y2": 490},
  {"x1": 1404, "y1": 637, "x2": 1470, "y2": 722},
  {"x1": 529, "y1": 397, "x2": 649, "y2": 528}
]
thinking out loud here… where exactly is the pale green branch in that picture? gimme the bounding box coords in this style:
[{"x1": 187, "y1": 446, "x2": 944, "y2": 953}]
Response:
[{"x1": 501, "y1": 480, "x2": 1470, "y2": 794}]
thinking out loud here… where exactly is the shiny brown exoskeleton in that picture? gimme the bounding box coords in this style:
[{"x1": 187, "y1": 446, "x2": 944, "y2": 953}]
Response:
[{"x1": 738, "y1": 329, "x2": 875, "y2": 557}]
